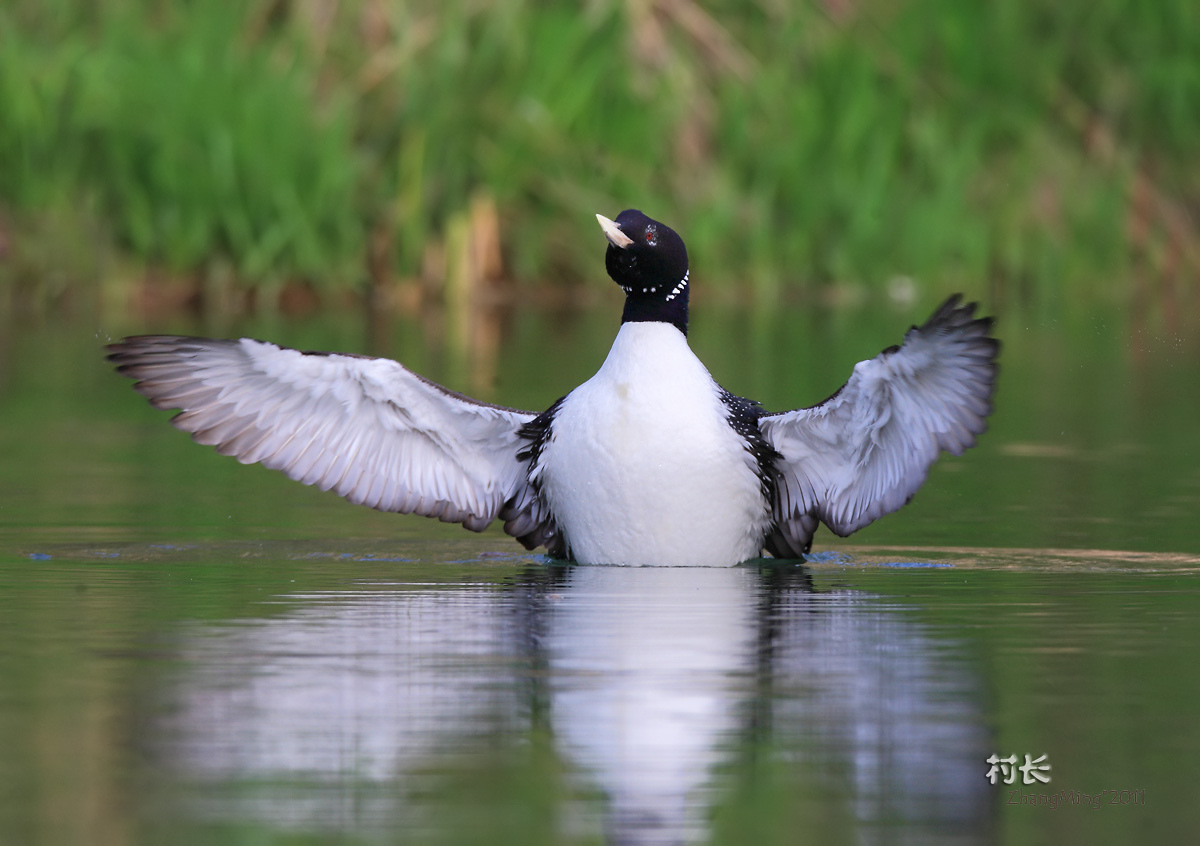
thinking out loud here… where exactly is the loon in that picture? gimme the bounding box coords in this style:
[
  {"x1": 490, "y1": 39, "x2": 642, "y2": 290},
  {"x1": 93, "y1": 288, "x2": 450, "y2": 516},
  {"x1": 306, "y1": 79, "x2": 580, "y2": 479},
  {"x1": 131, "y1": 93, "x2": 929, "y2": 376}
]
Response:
[{"x1": 108, "y1": 210, "x2": 999, "y2": 566}]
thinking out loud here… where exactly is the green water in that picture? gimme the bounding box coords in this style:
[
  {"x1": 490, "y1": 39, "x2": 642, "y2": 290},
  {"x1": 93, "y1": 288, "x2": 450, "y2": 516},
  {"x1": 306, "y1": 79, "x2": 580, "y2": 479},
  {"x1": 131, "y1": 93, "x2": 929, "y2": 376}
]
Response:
[{"x1": 2, "y1": 297, "x2": 1198, "y2": 845}]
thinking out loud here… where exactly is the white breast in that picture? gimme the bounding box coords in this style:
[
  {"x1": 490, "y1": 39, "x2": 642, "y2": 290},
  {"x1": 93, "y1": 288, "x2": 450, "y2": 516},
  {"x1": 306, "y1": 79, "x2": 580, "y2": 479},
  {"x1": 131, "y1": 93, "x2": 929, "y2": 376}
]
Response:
[{"x1": 536, "y1": 323, "x2": 770, "y2": 566}]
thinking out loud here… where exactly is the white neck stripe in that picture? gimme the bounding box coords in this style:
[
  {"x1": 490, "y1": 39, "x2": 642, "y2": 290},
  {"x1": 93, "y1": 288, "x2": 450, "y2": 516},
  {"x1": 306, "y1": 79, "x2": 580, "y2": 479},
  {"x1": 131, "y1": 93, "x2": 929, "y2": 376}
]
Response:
[{"x1": 665, "y1": 269, "x2": 689, "y2": 302}]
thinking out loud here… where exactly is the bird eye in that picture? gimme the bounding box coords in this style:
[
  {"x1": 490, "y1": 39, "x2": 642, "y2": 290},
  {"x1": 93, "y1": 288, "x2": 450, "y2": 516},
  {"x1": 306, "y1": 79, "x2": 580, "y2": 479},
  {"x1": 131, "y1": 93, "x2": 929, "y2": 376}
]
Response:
[{"x1": 644, "y1": 225, "x2": 658, "y2": 246}]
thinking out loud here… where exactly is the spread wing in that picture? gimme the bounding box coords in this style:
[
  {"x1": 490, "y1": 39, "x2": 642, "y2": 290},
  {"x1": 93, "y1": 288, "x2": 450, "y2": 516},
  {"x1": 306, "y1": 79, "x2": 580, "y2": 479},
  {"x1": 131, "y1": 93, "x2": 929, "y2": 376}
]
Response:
[
  {"x1": 759, "y1": 296, "x2": 999, "y2": 557},
  {"x1": 107, "y1": 335, "x2": 539, "y2": 532}
]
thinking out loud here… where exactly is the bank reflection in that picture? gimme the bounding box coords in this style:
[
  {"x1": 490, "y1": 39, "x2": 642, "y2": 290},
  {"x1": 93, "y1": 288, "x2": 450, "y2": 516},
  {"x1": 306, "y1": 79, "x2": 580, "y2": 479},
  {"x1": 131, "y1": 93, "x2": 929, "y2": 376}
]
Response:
[{"x1": 155, "y1": 564, "x2": 992, "y2": 843}]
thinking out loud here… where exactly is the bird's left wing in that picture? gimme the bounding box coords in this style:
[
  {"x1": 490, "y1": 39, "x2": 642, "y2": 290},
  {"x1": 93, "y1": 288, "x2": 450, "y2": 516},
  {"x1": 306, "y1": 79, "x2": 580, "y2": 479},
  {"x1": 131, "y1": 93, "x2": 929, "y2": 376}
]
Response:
[
  {"x1": 108, "y1": 335, "x2": 537, "y2": 532},
  {"x1": 759, "y1": 296, "x2": 999, "y2": 557}
]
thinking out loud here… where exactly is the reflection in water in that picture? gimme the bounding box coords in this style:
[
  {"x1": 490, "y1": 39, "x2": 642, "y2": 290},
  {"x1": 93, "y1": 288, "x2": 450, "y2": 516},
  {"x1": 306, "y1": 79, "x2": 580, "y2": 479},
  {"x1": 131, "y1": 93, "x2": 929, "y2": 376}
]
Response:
[
  {"x1": 546, "y1": 568, "x2": 757, "y2": 843},
  {"x1": 152, "y1": 564, "x2": 993, "y2": 843},
  {"x1": 757, "y1": 568, "x2": 993, "y2": 844},
  {"x1": 157, "y1": 584, "x2": 534, "y2": 831}
]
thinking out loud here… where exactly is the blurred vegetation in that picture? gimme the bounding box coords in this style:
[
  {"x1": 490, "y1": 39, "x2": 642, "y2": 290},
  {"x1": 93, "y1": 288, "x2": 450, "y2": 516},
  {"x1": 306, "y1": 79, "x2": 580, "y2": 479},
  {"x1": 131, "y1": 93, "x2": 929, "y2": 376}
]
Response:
[{"x1": 0, "y1": 0, "x2": 1197, "y2": 311}]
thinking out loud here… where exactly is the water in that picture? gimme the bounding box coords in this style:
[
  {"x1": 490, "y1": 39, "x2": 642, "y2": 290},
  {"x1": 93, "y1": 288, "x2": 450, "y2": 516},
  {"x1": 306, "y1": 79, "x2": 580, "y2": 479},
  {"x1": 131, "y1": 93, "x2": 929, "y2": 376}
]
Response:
[{"x1": 2, "y1": 297, "x2": 1198, "y2": 844}]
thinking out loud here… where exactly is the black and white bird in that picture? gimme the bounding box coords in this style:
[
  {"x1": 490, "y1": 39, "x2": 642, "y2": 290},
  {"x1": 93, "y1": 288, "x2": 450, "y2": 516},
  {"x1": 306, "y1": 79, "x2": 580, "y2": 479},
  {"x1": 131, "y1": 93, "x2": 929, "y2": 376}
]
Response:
[{"x1": 108, "y1": 209, "x2": 999, "y2": 566}]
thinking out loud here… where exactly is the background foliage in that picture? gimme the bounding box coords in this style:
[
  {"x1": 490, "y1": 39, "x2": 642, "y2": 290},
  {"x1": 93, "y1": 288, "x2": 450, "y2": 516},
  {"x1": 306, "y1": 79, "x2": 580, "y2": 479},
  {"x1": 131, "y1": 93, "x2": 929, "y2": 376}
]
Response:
[{"x1": 1, "y1": 0, "x2": 1197, "y2": 307}]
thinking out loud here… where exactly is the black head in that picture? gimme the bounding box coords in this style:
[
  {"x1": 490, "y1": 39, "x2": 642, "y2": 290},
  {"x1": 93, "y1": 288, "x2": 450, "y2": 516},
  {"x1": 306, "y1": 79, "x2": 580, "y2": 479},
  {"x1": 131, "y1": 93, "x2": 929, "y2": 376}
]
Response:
[{"x1": 597, "y1": 209, "x2": 690, "y2": 335}]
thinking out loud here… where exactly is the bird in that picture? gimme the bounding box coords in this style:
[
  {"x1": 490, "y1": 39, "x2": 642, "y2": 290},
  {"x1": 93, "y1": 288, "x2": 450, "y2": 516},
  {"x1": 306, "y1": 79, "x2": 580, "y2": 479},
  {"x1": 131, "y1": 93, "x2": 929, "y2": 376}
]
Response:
[{"x1": 108, "y1": 209, "x2": 999, "y2": 567}]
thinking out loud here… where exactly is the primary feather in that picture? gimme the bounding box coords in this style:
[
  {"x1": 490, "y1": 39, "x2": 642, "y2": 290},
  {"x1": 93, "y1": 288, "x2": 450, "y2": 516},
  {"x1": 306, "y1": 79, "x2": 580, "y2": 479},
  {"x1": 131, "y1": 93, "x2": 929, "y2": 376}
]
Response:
[
  {"x1": 108, "y1": 336, "x2": 536, "y2": 533},
  {"x1": 760, "y1": 296, "x2": 999, "y2": 557}
]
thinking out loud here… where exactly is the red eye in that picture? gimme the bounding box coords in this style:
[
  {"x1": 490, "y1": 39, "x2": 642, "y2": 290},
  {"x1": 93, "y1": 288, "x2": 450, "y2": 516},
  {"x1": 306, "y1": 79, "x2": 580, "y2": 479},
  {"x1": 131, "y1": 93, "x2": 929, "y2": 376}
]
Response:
[{"x1": 644, "y1": 225, "x2": 658, "y2": 246}]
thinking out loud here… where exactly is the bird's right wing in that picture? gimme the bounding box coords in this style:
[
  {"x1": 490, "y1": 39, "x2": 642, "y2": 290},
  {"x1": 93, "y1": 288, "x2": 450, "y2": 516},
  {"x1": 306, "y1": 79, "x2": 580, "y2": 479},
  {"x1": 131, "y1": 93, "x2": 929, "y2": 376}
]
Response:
[
  {"x1": 108, "y1": 335, "x2": 538, "y2": 532},
  {"x1": 760, "y1": 296, "x2": 999, "y2": 557}
]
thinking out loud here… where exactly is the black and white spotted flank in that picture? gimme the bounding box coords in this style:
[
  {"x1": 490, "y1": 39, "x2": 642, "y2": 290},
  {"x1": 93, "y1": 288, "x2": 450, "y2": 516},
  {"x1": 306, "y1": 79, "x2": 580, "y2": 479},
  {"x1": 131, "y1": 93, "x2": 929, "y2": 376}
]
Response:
[{"x1": 108, "y1": 209, "x2": 999, "y2": 566}]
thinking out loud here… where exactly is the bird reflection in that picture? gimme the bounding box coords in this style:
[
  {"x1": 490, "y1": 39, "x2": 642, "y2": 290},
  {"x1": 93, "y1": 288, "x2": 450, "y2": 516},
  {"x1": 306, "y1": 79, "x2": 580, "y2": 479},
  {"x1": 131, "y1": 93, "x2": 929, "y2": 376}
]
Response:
[{"x1": 151, "y1": 560, "x2": 992, "y2": 844}]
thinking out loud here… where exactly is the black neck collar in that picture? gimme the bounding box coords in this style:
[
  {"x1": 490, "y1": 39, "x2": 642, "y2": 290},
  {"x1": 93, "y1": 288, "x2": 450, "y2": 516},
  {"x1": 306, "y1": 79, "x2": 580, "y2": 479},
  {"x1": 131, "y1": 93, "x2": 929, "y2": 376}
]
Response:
[
  {"x1": 619, "y1": 270, "x2": 689, "y2": 335},
  {"x1": 621, "y1": 296, "x2": 688, "y2": 335}
]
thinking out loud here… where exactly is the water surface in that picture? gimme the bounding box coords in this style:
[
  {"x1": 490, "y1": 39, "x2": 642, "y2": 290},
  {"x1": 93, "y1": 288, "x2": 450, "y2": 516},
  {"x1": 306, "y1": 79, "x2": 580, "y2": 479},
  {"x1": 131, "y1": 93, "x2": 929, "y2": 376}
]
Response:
[{"x1": 1, "y1": 298, "x2": 1197, "y2": 844}]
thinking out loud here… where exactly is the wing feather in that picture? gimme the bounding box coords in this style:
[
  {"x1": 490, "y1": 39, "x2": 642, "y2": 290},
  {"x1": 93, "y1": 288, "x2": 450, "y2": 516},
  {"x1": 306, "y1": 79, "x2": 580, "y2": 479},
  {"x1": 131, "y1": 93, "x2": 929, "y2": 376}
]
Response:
[
  {"x1": 760, "y1": 296, "x2": 999, "y2": 555},
  {"x1": 108, "y1": 335, "x2": 539, "y2": 532}
]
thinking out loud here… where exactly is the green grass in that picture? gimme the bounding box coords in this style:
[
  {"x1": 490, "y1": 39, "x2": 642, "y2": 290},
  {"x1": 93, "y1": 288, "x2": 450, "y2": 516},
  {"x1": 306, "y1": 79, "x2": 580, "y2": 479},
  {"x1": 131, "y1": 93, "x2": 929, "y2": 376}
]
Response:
[{"x1": 1, "y1": 0, "x2": 1197, "y2": 307}]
